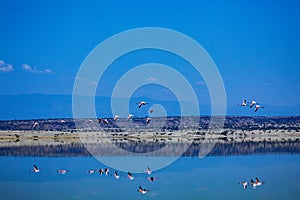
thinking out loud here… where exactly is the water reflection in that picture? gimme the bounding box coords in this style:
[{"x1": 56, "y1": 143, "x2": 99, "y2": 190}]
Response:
[
  {"x1": 0, "y1": 140, "x2": 299, "y2": 157},
  {"x1": 0, "y1": 155, "x2": 300, "y2": 200}
]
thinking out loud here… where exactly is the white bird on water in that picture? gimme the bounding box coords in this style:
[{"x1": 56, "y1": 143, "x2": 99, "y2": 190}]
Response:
[
  {"x1": 145, "y1": 166, "x2": 151, "y2": 175},
  {"x1": 86, "y1": 169, "x2": 95, "y2": 174},
  {"x1": 251, "y1": 177, "x2": 264, "y2": 188},
  {"x1": 33, "y1": 165, "x2": 40, "y2": 173},
  {"x1": 57, "y1": 169, "x2": 68, "y2": 174},
  {"x1": 104, "y1": 168, "x2": 109, "y2": 176},
  {"x1": 114, "y1": 171, "x2": 120, "y2": 179},
  {"x1": 138, "y1": 186, "x2": 150, "y2": 194},
  {"x1": 239, "y1": 181, "x2": 248, "y2": 189},
  {"x1": 128, "y1": 172, "x2": 134, "y2": 180},
  {"x1": 147, "y1": 176, "x2": 158, "y2": 182}
]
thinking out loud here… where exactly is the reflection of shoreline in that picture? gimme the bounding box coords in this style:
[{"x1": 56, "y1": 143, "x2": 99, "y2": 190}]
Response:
[{"x1": 0, "y1": 140, "x2": 299, "y2": 157}]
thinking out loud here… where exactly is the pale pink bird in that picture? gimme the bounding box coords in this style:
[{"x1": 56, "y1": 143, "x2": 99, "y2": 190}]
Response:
[
  {"x1": 254, "y1": 104, "x2": 264, "y2": 112},
  {"x1": 57, "y1": 169, "x2": 68, "y2": 174},
  {"x1": 33, "y1": 165, "x2": 40, "y2": 173},
  {"x1": 127, "y1": 114, "x2": 134, "y2": 120},
  {"x1": 238, "y1": 100, "x2": 247, "y2": 107},
  {"x1": 251, "y1": 177, "x2": 264, "y2": 188},
  {"x1": 146, "y1": 117, "x2": 151, "y2": 124},
  {"x1": 114, "y1": 115, "x2": 119, "y2": 121},
  {"x1": 103, "y1": 119, "x2": 109, "y2": 125},
  {"x1": 114, "y1": 171, "x2": 120, "y2": 179},
  {"x1": 32, "y1": 122, "x2": 39, "y2": 129},
  {"x1": 138, "y1": 101, "x2": 148, "y2": 108},
  {"x1": 250, "y1": 100, "x2": 257, "y2": 108},
  {"x1": 239, "y1": 181, "x2": 248, "y2": 189},
  {"x1": 128, "y1": 172, "x2": 134, "y2": 180},
  {"x1": 145, "y1": 166, "x2": 151, "y2": 175},
  {"x1": 138, "y1": 186, "x2": 150, "y2": 194}
]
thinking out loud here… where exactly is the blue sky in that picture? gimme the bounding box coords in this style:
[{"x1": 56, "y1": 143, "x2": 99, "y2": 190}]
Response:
[{"x1": 0, "y1": 0, "x2": 300, "y2": 110}]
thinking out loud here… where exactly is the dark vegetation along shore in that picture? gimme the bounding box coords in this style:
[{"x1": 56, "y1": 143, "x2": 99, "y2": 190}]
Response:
[
  {"x1": 0, "y1": 116, "x2": 299, "y2": 131},
  {"x1": 0, "y1": 116, "x2": 299, "y2": 157}
]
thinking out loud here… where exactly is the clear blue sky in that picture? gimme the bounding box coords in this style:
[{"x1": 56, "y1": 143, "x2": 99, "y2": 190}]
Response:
[{"x1": 0, "y1": 0, "x2": 299, "y2": 108}]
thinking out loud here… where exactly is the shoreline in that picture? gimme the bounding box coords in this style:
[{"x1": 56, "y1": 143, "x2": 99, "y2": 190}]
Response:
[
  {"x1": 0, "y1": 116, "x2": 299, "y2": 156},
  {"x1": 0, "y1": 128, "x2": 299, "y2": 146}
]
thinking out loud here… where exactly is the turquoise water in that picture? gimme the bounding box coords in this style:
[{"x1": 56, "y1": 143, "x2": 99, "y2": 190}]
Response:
[{"x1": 0, "y1": 155, "x2": 300, "y2": 199}]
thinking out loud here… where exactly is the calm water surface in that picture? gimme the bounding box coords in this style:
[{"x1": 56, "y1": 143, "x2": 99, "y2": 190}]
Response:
[{"x1": 0, "y1": 154, "x2": 300, "y2": 200}]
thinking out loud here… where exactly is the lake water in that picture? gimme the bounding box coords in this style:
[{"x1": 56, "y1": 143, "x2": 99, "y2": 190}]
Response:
[{"x1": 1, "y1": 154, "x2": 300, "y2": 199}]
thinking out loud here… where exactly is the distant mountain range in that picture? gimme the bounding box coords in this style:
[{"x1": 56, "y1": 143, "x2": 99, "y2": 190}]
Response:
[{"x1": 0, "y1": 94, "x2": 299, "y2": 120}]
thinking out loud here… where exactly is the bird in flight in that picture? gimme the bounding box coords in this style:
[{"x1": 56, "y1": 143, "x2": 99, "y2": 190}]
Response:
[
  {"x1": 127, "y1": 114, "x2": 134, "y2": 120},
  {"x1": 254, "y1": 104, "x2": 264, "y2": 112},
  {"x1": 238, "y1": 100, "x2": 247, "y2": 107},
  {"x1": 114, "y1": 115, "x2": 119, "y2": 121},
  {"x1": 103, "y1": 119, "x2": 109, "y2": 125},
  {"x1": 138, "y1": 101, "x2": 148, "y2": 108},
  {"x1": 249, "y1": 100, "x2": 257, "y2": 108},
  {"x1": 32, "y1": 122, "x2": 39, "y2": 129}
]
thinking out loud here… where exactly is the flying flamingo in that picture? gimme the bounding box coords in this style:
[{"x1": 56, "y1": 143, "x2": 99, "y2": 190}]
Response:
[
  {"x1": 32, "y1": 122, "x2": 39, "y2": 129},
  {"x1": 114, "y1": 115, "x2": 119, "y2": 121},
  {"x1": 238, "y1": 100, "x2": 247, "y2": 107},
  {"x1": 103, "y1": 119, "x2": 109, "y2": 125},
  {"x1": 146, "y1": 117, "x2": 151, "y2": 124},
  {"x1": 138, "y1": 101, "x2": 148, "y2": 108},
  {"x1": 254, "y1": 104, "x2": 264, "y2": 112},
  {"x1": 250, "y1": 100, "x2": 257, "y2": 108},
  {"x1": 127, "y1": 114, "x2": 134, "y2": 120}
]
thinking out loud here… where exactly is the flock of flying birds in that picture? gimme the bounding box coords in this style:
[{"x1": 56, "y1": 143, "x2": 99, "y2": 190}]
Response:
[
  {"x1": 238, "y1": 100, "x2": 264, "y2": 112},
  {"x1": 97, "y1": 101, "x2": 152, "y2": 126},
  {"x1": 32, "y1": 101, "x2": 153, "y2": 129},
  {"x1": 32, "y1": 165, "x2": 155, "y2": 194},
  {"x1": 32, "y1": 99, "x2": 265, "y2": 129},
  {"x1": 30, "y1": 99, "x2": 265, "y2": 193}
]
